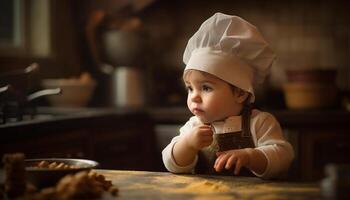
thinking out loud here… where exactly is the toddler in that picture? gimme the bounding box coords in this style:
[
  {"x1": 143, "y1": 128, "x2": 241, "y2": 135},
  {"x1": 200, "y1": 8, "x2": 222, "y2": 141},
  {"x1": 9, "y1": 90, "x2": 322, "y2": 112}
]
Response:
[{"x1": 162, "y1": 13, "x2": 294, "y2": 179}]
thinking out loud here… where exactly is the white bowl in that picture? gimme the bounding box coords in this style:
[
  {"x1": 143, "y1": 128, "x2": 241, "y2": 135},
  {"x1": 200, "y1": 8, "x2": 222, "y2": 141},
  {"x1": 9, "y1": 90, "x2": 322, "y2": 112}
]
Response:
[{"x1": 42, "y1": 79, "x2": 96, "y2": 107}]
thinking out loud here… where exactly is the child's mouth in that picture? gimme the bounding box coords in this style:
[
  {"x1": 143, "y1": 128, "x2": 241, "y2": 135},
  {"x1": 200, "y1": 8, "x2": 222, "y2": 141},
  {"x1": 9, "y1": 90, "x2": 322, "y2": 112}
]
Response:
[{"x1": 193, "y1": 108, "x2": 204, "y2": 114}]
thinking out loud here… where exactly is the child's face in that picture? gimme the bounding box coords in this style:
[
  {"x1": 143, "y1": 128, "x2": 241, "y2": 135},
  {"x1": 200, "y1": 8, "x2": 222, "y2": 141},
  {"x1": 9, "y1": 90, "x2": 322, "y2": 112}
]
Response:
[{"x1": 184, "y1": 70, "x2": 244, "y2": 124}]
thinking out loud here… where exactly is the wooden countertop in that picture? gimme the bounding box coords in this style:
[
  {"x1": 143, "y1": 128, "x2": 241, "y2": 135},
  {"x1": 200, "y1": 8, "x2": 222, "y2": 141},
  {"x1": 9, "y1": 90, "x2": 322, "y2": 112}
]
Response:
[{"x1": 96, "y1": 170, "x2": 322, "y2": 200}]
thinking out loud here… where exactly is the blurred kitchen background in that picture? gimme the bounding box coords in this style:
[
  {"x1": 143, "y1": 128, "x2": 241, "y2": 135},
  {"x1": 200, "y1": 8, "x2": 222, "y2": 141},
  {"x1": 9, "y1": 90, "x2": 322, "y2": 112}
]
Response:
[{"x1": 1, "y1": 0, "x2": 350, "y2": 181}]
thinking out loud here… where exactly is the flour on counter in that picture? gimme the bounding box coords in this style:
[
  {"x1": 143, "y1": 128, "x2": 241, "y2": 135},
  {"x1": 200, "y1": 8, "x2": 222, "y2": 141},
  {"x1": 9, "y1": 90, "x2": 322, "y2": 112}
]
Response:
[{"x1": 176, "y1": 180, "x2": 231, "y2": 193}]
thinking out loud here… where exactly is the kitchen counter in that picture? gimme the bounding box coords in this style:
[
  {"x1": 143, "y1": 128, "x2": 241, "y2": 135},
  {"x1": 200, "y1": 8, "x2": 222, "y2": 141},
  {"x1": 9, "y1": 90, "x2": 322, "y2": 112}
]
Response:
[
  {"x1": 0, "y1": 106, "x2": 152, "y2": 142},
  {"x1": 97, "y1": 169, "x2": 322, "y2": 200},
  {"x1": 0, "y1": 107, "x2": 147, "y2": 129},
  {"x1": 1, "y1": 106, "x2": 350, "y2": 181},
  {"x1": 3, "y1": 106, "x2": 350, "y2": 129}
]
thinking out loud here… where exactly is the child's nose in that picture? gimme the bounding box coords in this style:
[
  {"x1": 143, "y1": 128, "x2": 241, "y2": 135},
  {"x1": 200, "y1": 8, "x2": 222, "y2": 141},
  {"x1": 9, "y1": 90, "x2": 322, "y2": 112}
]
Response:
[{"x1": 190, "y1": 91, "x2": 201, "y2": 102}]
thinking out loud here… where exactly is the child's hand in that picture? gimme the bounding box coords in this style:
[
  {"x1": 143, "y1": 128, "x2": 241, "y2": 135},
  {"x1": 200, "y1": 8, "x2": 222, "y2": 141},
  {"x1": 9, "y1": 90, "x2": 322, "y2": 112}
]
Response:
[
  {"x1": 184, "y1": 125, "x2": 213, "y2": 151},
  {"x1": 214, "y1": 148, "x2": 253, "y2": 175}
]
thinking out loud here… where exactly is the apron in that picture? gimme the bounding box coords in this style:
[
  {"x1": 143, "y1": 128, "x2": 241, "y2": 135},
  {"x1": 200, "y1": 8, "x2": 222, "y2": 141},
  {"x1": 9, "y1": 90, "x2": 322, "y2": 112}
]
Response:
[{"x1": 194, "y1": 105, "x2": 255, "y2": 176}]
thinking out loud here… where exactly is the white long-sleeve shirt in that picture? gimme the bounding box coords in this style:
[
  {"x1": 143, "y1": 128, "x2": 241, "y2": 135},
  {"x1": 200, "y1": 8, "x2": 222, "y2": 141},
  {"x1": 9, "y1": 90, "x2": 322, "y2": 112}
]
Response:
[{"x1": 162, "y1": 109, "x2": 294, "y2": 179}]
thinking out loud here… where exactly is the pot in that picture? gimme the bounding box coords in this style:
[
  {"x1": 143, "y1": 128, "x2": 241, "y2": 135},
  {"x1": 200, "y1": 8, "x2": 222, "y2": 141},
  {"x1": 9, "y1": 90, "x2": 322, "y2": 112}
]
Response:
[
  {"x1": 0, "y1": 63, "x2": 39, "y2": 92},
  {"x1": 0, "y1": 63, "x2": 62, "y2": 122},
  {"x1": 1, "y1": 87, "x2": 61, "y2": 123},
  {"x1": 0, "y1": 63, "x2": 62, "y2": 105}
]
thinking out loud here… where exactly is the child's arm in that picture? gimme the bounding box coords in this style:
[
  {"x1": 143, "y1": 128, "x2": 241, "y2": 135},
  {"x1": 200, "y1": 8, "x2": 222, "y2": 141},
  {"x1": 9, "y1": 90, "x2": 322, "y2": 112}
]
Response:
[
  {"x1": 172, "y1": 125, "x2": 213, "y2": 166},
  {"x1": 253, "y1": 112, "x2": 294, "y2": 179},
  {"x1": 162, "y1": 119, "x2": 213, "y2": 173},
  {"x1": 214, "y1": 112, "x2": 294, "y2": 179}
]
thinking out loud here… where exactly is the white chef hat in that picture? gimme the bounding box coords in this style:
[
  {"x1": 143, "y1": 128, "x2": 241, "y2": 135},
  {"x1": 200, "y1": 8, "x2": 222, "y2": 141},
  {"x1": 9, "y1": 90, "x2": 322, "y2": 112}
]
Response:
[{"x1": 183, "y1": 13, "x2": 276, "y2": 102}]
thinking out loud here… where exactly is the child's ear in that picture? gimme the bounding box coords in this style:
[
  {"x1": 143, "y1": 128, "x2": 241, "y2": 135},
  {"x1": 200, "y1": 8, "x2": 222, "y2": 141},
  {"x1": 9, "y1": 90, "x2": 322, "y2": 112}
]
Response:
[{"x1": 235, "y1": 89, "x2": 249, "y2": 104}]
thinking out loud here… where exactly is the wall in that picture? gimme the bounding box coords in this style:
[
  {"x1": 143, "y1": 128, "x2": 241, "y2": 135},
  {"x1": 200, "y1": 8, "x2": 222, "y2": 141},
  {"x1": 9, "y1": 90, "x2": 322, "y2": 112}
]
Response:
[
  {"x1": 2, "y1": 0, "x2": 349, "y2": 108},
  {"x1": 137, "y1": 0, "x2": 350, "y2": 106}
]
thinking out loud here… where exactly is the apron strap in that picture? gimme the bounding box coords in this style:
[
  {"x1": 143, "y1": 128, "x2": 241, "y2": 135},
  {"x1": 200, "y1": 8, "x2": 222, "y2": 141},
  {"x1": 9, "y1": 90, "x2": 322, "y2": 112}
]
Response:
[{"x1": 241, "y1": 96, "x2": 253, "y2": 138}]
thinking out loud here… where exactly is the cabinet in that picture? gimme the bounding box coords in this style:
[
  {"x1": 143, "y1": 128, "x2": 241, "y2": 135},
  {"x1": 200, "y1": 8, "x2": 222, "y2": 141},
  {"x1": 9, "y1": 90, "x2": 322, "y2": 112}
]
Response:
[
  {"x1": 274, "y1": 110, "x2": 350, "y2": 181},
  {"x1": 0, "y1": 109, "x2": 157, "y2": 171},
  {"x1": 0, "y1": 130, "x2": 88, "y2": 159},
  {"x1": 296, "y1": 129, "x2": 350, "y2": 181},
  {"x1": 90, "y1": 119, "x2": 155, "y2": 170}
]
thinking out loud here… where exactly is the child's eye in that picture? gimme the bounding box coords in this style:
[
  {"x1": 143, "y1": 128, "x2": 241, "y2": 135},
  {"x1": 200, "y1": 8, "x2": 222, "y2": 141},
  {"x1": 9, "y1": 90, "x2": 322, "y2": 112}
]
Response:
[
  {"x1": 202, "y1": 85, "x2": 212, "y2": 92},
  {"x1": 186, "y1": 86, "x2": 193, "y2": 92}
]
